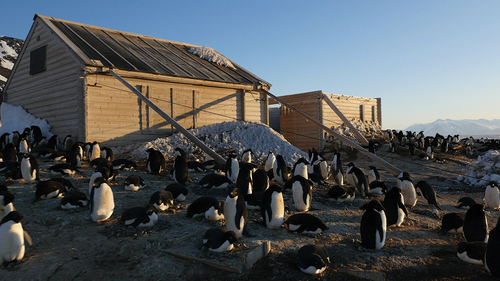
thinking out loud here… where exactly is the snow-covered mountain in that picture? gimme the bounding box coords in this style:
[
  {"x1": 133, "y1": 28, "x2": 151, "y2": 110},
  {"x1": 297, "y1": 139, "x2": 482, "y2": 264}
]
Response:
[
  {"x1": 0, "y1": 36, "x2": 24, "y2": 90},
  {"x1": 404, "y1": 119, "x2": 500, "y2": 137}
]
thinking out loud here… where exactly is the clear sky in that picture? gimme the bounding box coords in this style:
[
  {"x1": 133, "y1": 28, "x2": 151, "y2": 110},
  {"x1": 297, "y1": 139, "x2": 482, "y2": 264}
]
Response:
[{"x1": 1, "y1": 1, "x2": 499, "y2": 130}]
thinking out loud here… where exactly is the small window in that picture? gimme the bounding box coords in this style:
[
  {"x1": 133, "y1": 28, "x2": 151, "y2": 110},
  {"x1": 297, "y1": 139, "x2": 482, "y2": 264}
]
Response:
[{"x1": 30, "y1": 45, "x2": 47, "y2": 75}]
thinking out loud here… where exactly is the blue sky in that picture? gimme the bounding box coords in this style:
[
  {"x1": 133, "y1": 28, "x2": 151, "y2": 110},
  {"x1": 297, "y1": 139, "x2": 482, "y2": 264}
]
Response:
[{"x1": 2, "y1": 1, "x2": 499, "y2": 130}]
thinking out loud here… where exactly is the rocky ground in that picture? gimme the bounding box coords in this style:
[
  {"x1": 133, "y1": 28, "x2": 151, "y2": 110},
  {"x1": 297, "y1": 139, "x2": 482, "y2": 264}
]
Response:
[{"x1": 1, "y1": 144, "x2": 499, "y2": 281}]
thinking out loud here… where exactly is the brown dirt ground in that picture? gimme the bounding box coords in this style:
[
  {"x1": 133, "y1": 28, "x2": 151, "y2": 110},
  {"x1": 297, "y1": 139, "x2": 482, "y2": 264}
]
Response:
[{"x1": 1, "y1": 145, "x2": 499, "y2": 281}]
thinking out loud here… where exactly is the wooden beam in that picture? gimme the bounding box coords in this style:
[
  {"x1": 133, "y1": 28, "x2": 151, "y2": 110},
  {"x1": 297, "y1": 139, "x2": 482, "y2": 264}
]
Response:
[
  {"x1": 108, "y1": 70, "x2": 226, "y2": 164},
  {"x1": 321, "y1": 93, "x2": 369, "y2": 146},
  {"x1": 264, "y1": 90, "x2": 401, "y2": 176}
]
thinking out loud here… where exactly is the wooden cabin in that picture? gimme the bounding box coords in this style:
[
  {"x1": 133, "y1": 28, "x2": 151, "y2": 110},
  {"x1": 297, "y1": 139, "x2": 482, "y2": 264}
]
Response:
[
  {"x1": 2, "y1": 15, "x2": 271, "y2": 146},
  {"x1": 278, "y1": 90, "x2": 381, "y2": 151}
]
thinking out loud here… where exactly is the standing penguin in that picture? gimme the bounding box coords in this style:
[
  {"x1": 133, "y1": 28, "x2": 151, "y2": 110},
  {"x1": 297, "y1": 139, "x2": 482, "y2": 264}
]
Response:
[
  {"x1": 90, "y1": 177, "x2": 115, "y2": 222},
  {"x1": 264, "y1": 150, "x2": 275, "y2": 172},
  {"x1": 463, "y1": 203, "x2": 488, "y2": 243},
  {"x1": 0, "y1": 189, "x2": 15, "y2": 221},
  {"x1": 484, "y1": 182, "x2": 500, "y2": 210},
  {"x1": 203, "y1": 228, "x2": 238, "y2": 253},
  {"x1": 261, "y1": 185, "x2": 284, "y2": 229},
  {"x1": 297, "y1": 244, "x2": 330, "y2": 275},
  {"x1": 284, "y1": 213, "x2": 328, "y2": 235},
  {"x1": 290, "y1": 175, "x2": 312, "y2": 212},
  {"x1": 293, "y1": 158, "x2": 310, "y2": 180},
  {"x1": 88, "y1": 141, "x2": 101, "y2": 162},
  {"x1": 101, "y1": 147, "x2": 114, "y2": 162},
  {"x1": 346, "y1": 162, "x2": 369, "y2": 197},
  {"x1": 485, "y1": 219, "x2": 500, "y2": 278},
  {"x1": 62, "y1": 135, "x2": 74, "y2": 152},
  {"x1": 236, "y1": 166, "x2": 253, "y2": 196},
  {"x1": 273, "y1": 155, "x2": 288, "y2": 184},
  {"x1": 415, "y1": 180, "x2": 441, "y2": 210},
  {"x1": 398, "y1": 173, "x2": 417, "y2": 208},
  {"x1": 383, "y1": 187, "x2": 408, "y2": 227},
  {"x1": 0, "y1": 211, "x2": 28, "y2": 265},
  {"x1": 252, "y1": 168, "x2": 269, "y2": 192},
  {"x1": 171, "y1": 153, "x2": 188, "y2": 185},
  {"x1": 367, "y1": 166, "x2": 381, "y2": 184},
  {"x1": 360, "y1": 200, "x2": 387, "y2": 250},
  {"x1": 241, "y1": 149, "x2": 253, "y2": 163},
  {"x1": 224, "y1": 188, "x2": 248, "y2": 238},
  {"x1": 225, "y1": 154, "x2": 239, "y2": 183},
  {"x1": 20, "y1": 154, "x2": 40, "y2": 184},
  {"x1": 18, "y1": 137, "x2": 30, "y2": 154},
  {"x1": 146, "y1": 148, "x2": 166, "y2": 175},
  {"x1": 2, "y1": 143, "x2": 17, "y2": 162}
]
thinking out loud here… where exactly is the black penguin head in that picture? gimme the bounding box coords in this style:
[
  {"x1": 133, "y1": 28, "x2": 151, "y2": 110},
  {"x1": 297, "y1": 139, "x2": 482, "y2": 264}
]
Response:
[
  {"x1": 308, "y1": 254, "x2": 327, "y2": 269},
  {"x1": 468, "y1": 203, "x2": 484, "y2": 213},
  {"x1": 0, "y1": 190, "x2": 15, "y2": 205},
  {"x1": 360, "y1": 200, "x2": 385, "y2": 212},
  {"x1": 0, "y1": 211, "x2": 24, "y2": 225},
  {"x1": 347, "y1": 162, "x2": 355, "y2": 168},
  {"x1": 224, "y1": 231, "x2": 238, "y2": 244},
  {"x1": 144, "y1": 204, "x2": 158, "y2": 215},
  {"x1": 93, "y1": 177, "x2": 107, "y2": 188},
  {"x1": 228, "y1": 187, "x2": 240, "y2": 199},
  {"x1": 457, "y1": 197, "x2": 476, "y2": 208},
  {"x1": 268, "y1": 184, "x2": 283, "y2": 193},
  {"x1": 146, "y1": 148, "x2": 156, "y2": 154},
  {"x1": 488, "y1": 182, "x2": 498, "y2": 189},
  {"x1": 174, "y1": 147, "x2": 187, "y2": 158}
]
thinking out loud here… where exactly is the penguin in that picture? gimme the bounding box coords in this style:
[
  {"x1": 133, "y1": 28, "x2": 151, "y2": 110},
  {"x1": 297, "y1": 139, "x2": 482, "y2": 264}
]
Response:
[
  {"x1": 148, "y1": 191, "x2": 174, "y2": 211},
  {"x1": 203, "y1": 150, "x2": 215, "y2": 170},
  {"x1": 123, "y1": 175, "x2": 145, "y2": 191},
  {"x1": 62, "y1": 135, "x2": 74, "y2": 152},
  {"x1": 290, "y1": 175, "x2": 312, "y2": 212},
  {"x1": 20, "y1": 154, "x2": 39, "y2": 183},
  {"x1": 91, "y1": 158, "x2": 114, "y2": 174},
  {"x1": 360, "y1": 200, "x2": 387, "y2": 250},
  {"x1": 415, "y1": 180, "x2": 441, "y2": 210},
  {"x1": 0, "y1": 133, "x2": 9, "y2": 150},
  {"x1": 49, "y1": 163, "x2": 80, "y2": 176},
  {"x1": 199, "y1": 173, "x2": 232, "y2": 189},
  {"x1": 224, "y1": 188, "x2": 248, "y2": 238},
  {"x1": 225, "y1": 154, "x2": 239, "y2": 183},
  {"x1": 261, "y1": 185, "x2": 284, "y2": 229},
  {"x1": 313, "y1": 159, "x2": 330, "y2": 181},
  {"x1": 297, "y1": 244, "x2": 330, "y2": 275},
  {"x1": 484, "y1": 182, "x2": 500, "y2": 210},
  {"x1": 284, "y1": 213, "x2": 328, "y2": 235},
  {"x1": 90, "y1": 177, "x2": 115, "y2": 222},
  {"x1": 47, "y1": 135, "x2": 58, "y2": 151},
  {"x1": 187, "y1": 161, "x2": 206, "y2": 172},
  {"x1": 367, "y1": 166, "x2": 381, "y2": 184},
  {"x1": 30, "y1": 125, "x2": 42, "y2": 145},
  {"x1": 426, "y1": 145, "x2": 434, "y2": 159},
  {"x1": 236, "y1": 166, "x2": 253, "y2": 196},
  {"x1": 244, "y1": 192, "x2": 264, "y2": 210},
  {"x1": 146, "y1": 148, "x2": 166, "y2": 175},
  {"x1": 382, "y1": 187, "x2": 408, "y2": 227},
  {"x1": 112, "y1": 159, "x2": 138, "y2": 170},
  {"x1": 60, "y1": 190, "x2": 88, "y2": 209},
  {"x1": 307, "y1": 148, "x2": 321, "y2": 174},
  {"x1": 67, "y1": 143, "x2": 83, "y2": 167},
  {"x1": 369, "y1": 180, "x2": 388, "y2": 196},
  {"x1": 121, "y1": 205, "x2": 158, "y2": 228},
  {"x1": 485, "y1": 219, "x2": 500, "y2": 278},
  {"x1": 456, "y1": 241, "x2": 486, "y2": 265},
  {"x1": 88, "y1": 167, "x2": 112, "y2": 194},
  {"x1": 49, "y1": 151, "x2": 69, "y2": 162},
  {"x1": 0, "y1": 211, "x2": 27, "y2": 265},
  {"x1": 293, "y1": 158, "x2": 310, "y2": 180},
  {"x1": 171, "y1": 154, "x2": 188, "y2": 185},
  {"x1": 18, "y1": 137, "x2": 30, "y2": 154},
  {"x1": 241, "y1": 149, "x2": 253, "y2": 163},
  {"x1": 273, "y1": 155, "x2": 288, "y2": 184},
  {"x1": 37, "y1": 148, "x2": 55, "y2": 159},
  {"x1": 327, "y1": 185, "x2": 355, "y2": 203},
  {"x1": 2, "y1": 143, "x2": 17, "y2": 162},
  {"x1": 0, "y1": 189, "x2": 15, "y2": 221},
  {"x1": 441, "y1": 212, "x2": 465, "y2": 234},
  {"x1": 164, "y1": 183, "x2": 189, "y2": 201},
  {"x1": 101, "y1": 147, "x2": 114, "y2": 162},
  {"x1": 252, "y1": 168, "x2": 269, "y2": 192},
  {"x1": 89, "y1": 141, "x2": 101, "y2": 162},
  {"x1": 346, "y1": 162, "x2": 369, "y2": 197},
  {"x1": 264, "y1": 150, "x2": 275, "y2": 172},
  {"x1": 10, "y1": 131, "x2": 20, "y2": 148},
  {"x1": 457, "y1": 197, "x2": 476, "y2": 209},
  {"x1": 463, "y1": 203, "x2": 488, "y2": 243},
  {"x1": 186, "y1": 196, "x2": 224, "y2": 221},
  {"x1": 33, "y1": 180, "x2": 67, "y2": 203},
  {"x1": 308, "y1": 173, "x2": 325, "y2": 187},
  {"x1": 398, "y1": 173, "x2": 417, "y2": 208},
  {"x1": 202, "y1": 228, "x2": 238, "y2": 253}
]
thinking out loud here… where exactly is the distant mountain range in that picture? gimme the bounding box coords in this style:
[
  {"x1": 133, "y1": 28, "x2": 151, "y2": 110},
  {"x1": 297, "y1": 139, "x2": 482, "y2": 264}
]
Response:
[
  {"x1": 404, "y1": 119, "x2": 500, "y2": 137},
  {"x1": 0, "y1": 36, "x2": 24, "y2": 90}
]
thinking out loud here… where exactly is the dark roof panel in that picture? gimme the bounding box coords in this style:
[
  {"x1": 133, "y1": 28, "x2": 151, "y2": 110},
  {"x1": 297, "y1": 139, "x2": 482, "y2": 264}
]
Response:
[{"x1": 48, "y1": 17, "x2": 271, "y2": 88}]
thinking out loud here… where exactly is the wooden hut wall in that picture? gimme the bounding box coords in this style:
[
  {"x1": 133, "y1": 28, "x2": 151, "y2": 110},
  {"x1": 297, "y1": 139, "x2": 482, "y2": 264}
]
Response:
[
  {"x1": 4, "y1": 21, "x2": 84, "y2": 142},
  {"x1": 321, "y1": 93, "x2": 381, "y2": 131}
]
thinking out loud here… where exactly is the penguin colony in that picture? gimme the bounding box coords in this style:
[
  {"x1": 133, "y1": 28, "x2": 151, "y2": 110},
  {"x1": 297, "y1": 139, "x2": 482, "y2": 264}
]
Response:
[{"x1": 0, "y1": 125, "x2": 499, "y2": 279}]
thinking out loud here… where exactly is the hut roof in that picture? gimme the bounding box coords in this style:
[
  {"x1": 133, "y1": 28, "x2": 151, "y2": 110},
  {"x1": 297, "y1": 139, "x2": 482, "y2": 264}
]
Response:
[{"x1": 36, "y1": 14, "x2": 271, "y2": 88}]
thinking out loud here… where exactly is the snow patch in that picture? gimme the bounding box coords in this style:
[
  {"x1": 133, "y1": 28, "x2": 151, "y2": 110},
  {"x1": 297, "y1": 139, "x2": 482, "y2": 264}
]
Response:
[
  {"x1": 188, "y1": 46, "x2": 236, "y2": 70},
  {"x1": 458, "y1": 150, "x2": 500, "y2": 187},
  {"x1": 0, "y1": 102, "x2": 52, "y2": 137}
]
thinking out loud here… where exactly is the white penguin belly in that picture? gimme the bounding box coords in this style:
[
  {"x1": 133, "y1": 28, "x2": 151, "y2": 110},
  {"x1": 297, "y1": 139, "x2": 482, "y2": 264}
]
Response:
[
  {"x1": 92, "y1": 187, "x2": 114, "y2": 221},
  {"x1": 300, "y1": 265, "x2": 327, "y2": 275},
  {"x1": 0, "y1": 222, "x2": 25, "y2": 263},
  {"x1": 293, "y1": 182, "x2": 309, "y2": 212},
  {"x1": 124, "y1": 184, "x2": 140, "y2": 191},
  {"x1": 266, "y1": 193, "x2": 284, "y2": 229},
  {"x1": 210, "y1": 240, "x2": 234, "y2": 253}
]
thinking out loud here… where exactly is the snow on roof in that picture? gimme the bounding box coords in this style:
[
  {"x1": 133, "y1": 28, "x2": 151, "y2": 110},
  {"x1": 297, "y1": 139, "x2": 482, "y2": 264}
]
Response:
[{"x1": 188, "y1": 46, "x2": 236, "y2": 70}]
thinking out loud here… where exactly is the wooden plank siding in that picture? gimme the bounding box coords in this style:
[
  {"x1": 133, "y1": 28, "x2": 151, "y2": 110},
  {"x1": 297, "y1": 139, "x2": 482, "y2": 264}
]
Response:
[
  {"x1": 279, "y1": 91, "x2": 381, "y2": 151},
  {"x1": 4, "y1": 20, "x2": 83, "y2": 141}
]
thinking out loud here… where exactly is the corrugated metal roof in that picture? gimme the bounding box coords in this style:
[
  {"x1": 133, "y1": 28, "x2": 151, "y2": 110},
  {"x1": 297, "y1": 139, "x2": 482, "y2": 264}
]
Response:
[{"x1": 44, "y1": 16, "x2": 271, "y2": 88}]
